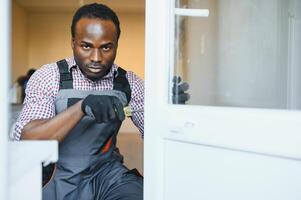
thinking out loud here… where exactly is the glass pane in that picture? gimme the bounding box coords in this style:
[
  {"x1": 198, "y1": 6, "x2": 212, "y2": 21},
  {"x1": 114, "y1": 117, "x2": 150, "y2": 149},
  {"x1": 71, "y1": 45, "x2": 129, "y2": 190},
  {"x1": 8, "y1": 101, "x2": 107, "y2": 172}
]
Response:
[
  {"x1": 171, "y1": 0, "x2": 301, "y2": 109},
  {"x1": 176, "y1": 0, "x2": 210, "y2": 9}
]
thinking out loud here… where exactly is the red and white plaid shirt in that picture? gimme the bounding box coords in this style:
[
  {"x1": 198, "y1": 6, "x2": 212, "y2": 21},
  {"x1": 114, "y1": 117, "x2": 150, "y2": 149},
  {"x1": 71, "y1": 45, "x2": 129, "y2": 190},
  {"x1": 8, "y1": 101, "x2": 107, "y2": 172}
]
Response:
[{"x1": 13, "y1": 57, "x2": 144, "y2": 140}]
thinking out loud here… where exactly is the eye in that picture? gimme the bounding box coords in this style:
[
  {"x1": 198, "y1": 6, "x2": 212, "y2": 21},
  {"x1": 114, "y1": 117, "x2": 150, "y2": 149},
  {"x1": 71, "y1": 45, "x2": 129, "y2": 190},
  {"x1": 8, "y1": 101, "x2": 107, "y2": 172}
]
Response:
[
  {"x1": 81, "y1": 44, "x2": 91, "y2": 50},
  {"x1": 102, "y1": 45, "x2": 112, "y2": 52}
]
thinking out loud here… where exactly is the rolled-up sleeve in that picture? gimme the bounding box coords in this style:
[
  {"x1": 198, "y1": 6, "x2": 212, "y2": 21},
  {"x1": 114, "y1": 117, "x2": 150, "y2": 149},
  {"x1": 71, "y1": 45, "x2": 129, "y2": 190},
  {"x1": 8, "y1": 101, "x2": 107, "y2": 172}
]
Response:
[{"x1": 13, "y1": 65, "x2": 59, "y2": 140}]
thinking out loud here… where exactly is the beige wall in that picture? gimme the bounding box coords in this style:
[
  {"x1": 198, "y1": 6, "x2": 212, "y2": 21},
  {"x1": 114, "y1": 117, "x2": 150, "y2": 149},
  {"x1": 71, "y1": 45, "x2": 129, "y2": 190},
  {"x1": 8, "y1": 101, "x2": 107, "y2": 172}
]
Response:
[
  {"x1": 12, "y1": 2, "x2": 145, "y2": 82},
  {"x1": 116, "y1": 13, "x2": 145, "y2": 78},
  {"x1": 12, "y1": 1, "x2": 28, "y2": 83},
  {"x1": 27, "y1": 11, "x2": 145, "y2": 78},
  {"x1": 12, "y1": 4, "x2": 144, "y2": 169},
  {"x1": 27, "y1": 12, "x2": 73, "y2": 68}
]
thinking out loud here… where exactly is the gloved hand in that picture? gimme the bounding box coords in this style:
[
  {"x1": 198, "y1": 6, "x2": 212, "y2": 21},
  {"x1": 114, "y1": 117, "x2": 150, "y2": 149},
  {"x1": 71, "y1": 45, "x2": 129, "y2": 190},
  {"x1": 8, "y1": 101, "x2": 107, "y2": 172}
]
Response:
[
  {"x1": 81, "y1": 94, "x2": 125, "y2": 123},
  {"x1": 172, "y1": 76, "x2": 190, "y2": 104}
]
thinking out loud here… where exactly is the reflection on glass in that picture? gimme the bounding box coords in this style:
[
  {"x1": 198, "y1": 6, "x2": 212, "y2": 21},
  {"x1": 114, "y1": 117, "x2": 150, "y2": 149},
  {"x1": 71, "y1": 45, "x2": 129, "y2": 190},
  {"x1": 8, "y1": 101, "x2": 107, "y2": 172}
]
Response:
[
  {"x1": 171, "y1": 0, "x2": 301, "y2": 109},
  {"x1": 176, "y1": 0, "x2": 210, "y2": 9}
]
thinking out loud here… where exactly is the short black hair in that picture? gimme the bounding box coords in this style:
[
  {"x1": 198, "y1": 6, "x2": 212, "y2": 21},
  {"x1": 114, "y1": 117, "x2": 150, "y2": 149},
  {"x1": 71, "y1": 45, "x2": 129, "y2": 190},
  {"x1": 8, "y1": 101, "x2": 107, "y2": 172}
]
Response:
[{"x1": 71, "y1": 3, "x2": 121, "y2": 40}]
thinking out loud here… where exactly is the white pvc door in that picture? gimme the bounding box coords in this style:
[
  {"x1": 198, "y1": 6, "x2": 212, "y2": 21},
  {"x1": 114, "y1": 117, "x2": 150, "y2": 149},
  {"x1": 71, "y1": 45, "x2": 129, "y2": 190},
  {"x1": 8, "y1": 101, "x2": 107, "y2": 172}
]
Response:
[
  {"x1": 144, "y1": 0, "x2": 301, "y2": 200},
  {"x1": 0, "y1": 0, "x2": 10, "y2": 199}
]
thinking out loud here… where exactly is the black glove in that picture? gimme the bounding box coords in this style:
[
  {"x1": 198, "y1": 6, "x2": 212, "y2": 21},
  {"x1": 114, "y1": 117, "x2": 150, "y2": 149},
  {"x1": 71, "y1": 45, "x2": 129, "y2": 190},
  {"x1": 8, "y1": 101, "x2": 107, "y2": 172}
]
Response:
[
  {"x1": 172, "y1": 76, "x2": 190, "y2": 104},
  {"x1": 81, "y1": 94, "x2": 125, "y2": 123}
]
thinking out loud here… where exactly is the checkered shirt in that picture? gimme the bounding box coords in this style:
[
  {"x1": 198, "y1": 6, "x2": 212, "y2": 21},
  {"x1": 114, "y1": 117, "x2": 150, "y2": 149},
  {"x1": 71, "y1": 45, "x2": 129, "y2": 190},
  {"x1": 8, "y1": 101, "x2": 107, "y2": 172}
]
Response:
[{"x1": 12, "y1": 57, "x2": 144, "y2": 140}]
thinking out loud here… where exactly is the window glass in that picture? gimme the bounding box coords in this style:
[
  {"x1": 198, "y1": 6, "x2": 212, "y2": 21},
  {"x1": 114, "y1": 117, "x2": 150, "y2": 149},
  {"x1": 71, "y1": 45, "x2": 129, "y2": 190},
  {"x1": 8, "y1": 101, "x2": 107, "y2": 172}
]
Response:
[{"x1": 172, "y1": 0, "x2": 301, "y2": 109}]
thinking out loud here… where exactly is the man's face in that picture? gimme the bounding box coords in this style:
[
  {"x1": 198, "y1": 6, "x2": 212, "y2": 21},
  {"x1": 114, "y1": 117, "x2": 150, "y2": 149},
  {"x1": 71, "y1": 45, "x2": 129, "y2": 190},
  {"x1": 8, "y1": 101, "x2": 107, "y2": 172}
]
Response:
[{"x1": 72, "y1": 18, "x2": 118, "y2": 80}]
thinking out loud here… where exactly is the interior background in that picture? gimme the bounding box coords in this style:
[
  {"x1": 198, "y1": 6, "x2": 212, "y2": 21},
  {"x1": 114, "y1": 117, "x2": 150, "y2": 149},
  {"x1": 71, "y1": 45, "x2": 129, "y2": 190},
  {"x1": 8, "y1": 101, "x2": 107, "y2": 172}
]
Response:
[{"x1": 11, "y1": 0, "x2": 145, "y2": 174}]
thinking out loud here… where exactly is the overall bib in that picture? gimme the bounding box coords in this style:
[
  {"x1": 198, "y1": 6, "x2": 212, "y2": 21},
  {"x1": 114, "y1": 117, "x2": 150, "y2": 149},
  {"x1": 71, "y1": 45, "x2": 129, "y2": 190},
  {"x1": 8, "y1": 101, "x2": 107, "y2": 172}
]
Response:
[{"x1": 42, "y1": 60, "x2": 143, "y2": 200}]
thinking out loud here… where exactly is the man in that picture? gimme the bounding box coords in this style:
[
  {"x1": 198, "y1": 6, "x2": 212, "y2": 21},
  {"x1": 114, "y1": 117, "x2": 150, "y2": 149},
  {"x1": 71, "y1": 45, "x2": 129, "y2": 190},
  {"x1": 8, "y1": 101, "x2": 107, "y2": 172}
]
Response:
[
  {"x1": 13, "y1": 3, "x2": 188, "y2": 200},
  {"x1": 14, "y1": 3, "x2": 144, "y2": 199}
]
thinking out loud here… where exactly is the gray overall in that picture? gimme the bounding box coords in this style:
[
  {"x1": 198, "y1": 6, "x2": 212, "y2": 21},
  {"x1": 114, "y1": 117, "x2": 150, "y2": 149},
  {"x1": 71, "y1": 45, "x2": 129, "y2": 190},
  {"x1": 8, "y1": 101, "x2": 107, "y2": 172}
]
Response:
[{"x1": 42, "y1": 60, "x2": 143, "y2": 200}]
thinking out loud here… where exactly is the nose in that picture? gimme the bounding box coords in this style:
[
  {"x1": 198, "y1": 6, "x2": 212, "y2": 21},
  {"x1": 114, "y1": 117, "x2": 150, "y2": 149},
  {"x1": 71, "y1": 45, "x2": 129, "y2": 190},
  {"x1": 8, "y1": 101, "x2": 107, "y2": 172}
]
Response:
[{"x1": 90, "y1": 48, "x2": 102, "y2": 63}]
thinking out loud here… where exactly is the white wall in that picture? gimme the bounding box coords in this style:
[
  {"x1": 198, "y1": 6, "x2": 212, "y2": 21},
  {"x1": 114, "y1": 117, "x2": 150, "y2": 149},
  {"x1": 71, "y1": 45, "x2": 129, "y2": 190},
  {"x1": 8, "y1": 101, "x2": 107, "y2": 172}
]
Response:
[
  {"x1": 216, "y1": 0, "x2": 289, "y2": 108},
  {"x1": 184, "y1": 0, "x2": 218, "y2": 105},
  {"x1": 288, "y1": 0, "x2": 301, "y2": 109},
  {"x1": 179, "y1": 0, "x2": 301, "y2": 109},
  {"x1": 0, "y1": 0, "x2": 10, "y2": 199}
]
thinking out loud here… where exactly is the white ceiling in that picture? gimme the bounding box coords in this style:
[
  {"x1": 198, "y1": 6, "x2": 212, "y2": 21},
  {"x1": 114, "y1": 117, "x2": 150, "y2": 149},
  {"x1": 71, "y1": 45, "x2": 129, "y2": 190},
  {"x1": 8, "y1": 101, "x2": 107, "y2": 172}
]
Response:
[{"x1": 14, "y1": 0, "x2": 145, "y2": 13}]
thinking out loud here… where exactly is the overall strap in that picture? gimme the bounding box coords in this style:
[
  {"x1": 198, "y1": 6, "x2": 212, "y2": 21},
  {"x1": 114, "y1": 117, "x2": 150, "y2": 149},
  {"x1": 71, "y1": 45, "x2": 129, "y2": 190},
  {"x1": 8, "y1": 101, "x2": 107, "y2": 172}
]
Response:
[
  {"x1": 57, "y1": 59, "x2": 73, "y2": 89},
  {"x1": 113, "y1": 67, "x2": 131, "y2": 105}
]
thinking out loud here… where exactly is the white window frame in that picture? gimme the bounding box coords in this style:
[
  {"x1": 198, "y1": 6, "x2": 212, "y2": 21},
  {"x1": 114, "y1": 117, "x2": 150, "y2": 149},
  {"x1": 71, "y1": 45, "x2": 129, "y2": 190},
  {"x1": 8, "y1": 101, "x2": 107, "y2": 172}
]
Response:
[{"x1": 0, "y1": 0, "x2": 11, "y2": 199}]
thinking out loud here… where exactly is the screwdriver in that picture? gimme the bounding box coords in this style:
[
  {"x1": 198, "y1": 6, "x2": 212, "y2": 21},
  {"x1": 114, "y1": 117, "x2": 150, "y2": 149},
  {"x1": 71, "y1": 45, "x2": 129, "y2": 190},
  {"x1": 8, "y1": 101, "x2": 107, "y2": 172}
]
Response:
[{"x1": 123, "y1": 106, "x2": 143, "y2": 117}]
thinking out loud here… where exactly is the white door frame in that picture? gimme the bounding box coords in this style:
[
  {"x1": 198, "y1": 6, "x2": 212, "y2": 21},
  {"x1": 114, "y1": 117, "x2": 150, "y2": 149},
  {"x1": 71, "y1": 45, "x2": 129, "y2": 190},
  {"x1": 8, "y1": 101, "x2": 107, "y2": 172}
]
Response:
[
  {"x1": 144, "y1": 0, "x2": 171, "y2": 199},
  {"x1": 0, "y1": 0, "x2": 11, "y2": 199},
  {"x1": 144, "y1": 0, "x2": 301, "y2": 199}
]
